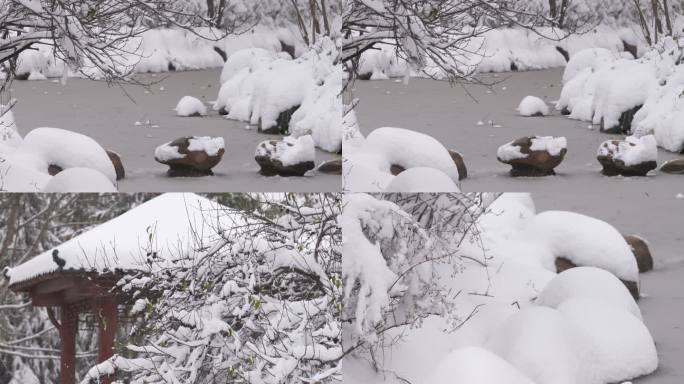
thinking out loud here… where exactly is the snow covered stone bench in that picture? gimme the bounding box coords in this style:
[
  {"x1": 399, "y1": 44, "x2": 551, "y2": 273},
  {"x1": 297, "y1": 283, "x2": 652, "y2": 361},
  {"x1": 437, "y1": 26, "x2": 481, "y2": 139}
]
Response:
[
  {"x1": 596, "y1": 135, "x2": 658, "y2": 176},
  {"x1": 497, "y1": 136, "x2": 567, "y2": 176},
  {"x1": 154, "y1": 136, "x2": 225, "y2": 177}
]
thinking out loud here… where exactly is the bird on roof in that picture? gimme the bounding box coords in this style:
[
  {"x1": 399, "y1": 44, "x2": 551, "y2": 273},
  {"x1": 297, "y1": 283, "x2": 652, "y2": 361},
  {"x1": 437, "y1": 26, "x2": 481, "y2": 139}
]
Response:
[
  {"x1": 52, "y1": 249, "x2": 66, "y2": 270},
  {"x1": 2, "y1": 267, "x2": 10, "y2": 280}
]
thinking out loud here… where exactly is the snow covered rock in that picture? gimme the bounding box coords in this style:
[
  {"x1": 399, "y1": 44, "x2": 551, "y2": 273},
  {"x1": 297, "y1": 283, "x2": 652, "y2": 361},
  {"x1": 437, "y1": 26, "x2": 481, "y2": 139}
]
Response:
[
  {"x1": 43, "y1": 167, "x2": 117, "y2": 192},
  {"x1": 174, "y1": 96, "x2": 207, "y2": 117},
  {"x1": 660, "y1": 159, "x2": 684, "y2": 174},
  {"x1": 154, "y1": 136, "x2": 225, "y2": 177},
  {"x1": 558, "y1": 298, "x2": 658, "y2": 382},
  {"x1": 597, "y1": 135, "x2": 658, "y2": 176},
  {"x1": 423, "y1": 347, "x2": 536, "y2": 384},
  {"x1": 106, "y1": 150, "x2": 125, "y2": 180},
  {"x1": 384, "y1": 167, "x2": 461, "y2": 192},
  {"x1": 527, "y1": 211, "x2": 640, "y2": 299},
  {"x1": 536, "y1": 267, "x2": 642, "y2": 320},
  {"x1": 448, "y1": 150, "x2": 468, "y2": 180},
  {"x1": 497, "y1": 136, "x2": 567, "y2": 176},
  {"x1": 254, "y1": 135, "x2": 315, "y2": 176},
  {"x1": 518, "y1": 96, "x2": 550, "y2": 117},
  {"x1": 317, "y1": 159, "x2": 342, "y2": 175},
  {"x1": 365, "y1": 127, "x2": 461, "y2": 182},
  {"x1": 623, "y1": 235, "x2": 653, "y2": 273},
  {"x1": 0, "y1": 107, "x2": 21, "y2": 147},
  {"x1": 486, "y1": 306, "x2": 601, "y2": 384},
  {"x1": 11, "y1": 127, "x2": 117, "y2": 183}
]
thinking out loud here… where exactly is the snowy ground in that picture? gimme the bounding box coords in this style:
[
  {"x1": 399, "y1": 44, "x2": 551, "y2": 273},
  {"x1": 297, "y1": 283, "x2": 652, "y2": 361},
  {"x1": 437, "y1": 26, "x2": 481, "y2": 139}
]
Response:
[
  {"x1": 535, "y1": 194, "x2": 684, "y2": 384},
  {"x1": 9, "y1": 69, "x2": 340, "y2": 192},
  {"x1": 350, "y1": 68, "x2": 682, "y2": 197}
]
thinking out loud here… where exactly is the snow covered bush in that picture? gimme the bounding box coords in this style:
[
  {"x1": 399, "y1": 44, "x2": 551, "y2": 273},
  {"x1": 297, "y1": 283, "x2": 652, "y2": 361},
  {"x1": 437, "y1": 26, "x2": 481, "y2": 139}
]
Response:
[
  {"x1": 214, "y1": 37, "x2": 343, "y2": 152},
  {"x1": 81, "y1": 193, "x2": 342, "y2": 384}
]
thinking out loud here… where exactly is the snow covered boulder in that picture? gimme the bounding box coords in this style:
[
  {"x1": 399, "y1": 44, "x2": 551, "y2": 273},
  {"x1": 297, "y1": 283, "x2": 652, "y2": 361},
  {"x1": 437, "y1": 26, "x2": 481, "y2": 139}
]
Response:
[
  {"x1": 254, "y1": 135, "x2": 315, "y2": 177},
  {"x1": 660, "y1": 159, "x2": 684, "y2": 174},
  {"x1": 13, "y1": 127, "x2": 117, "y2": 183},
  {"x1": 517, "y1": 96, "x2": 550, "y2": 117},
  {"x1": 558, "y1": 298, "x2": 658, "y2": 382},
  {"x1": 174, "y1": 96, "x2": 207, "y2": 117},
  {"x1": 43, "y1": 168, "x2": 117, "y2": 192},
  {"x1": 562, "y1": 48, "x2": 618, "y2": 84},
  {"x1": 486, "y1": 306, "x2": 601, "y2": 384},
  {"x1": 106, "y1": 150, "x2": 125, "y2": 180},
  {"x1": 623, "y1": 235, "x2": 653, "y2": 273},
  {"x1": 596, "y1": 135, "x2": 658, "y2": 177},
  {"x1": 317, "y1": 159, "x2": 342, "y2": 175},
  {"x1": 0, "y1": 107, "x2": 21, "y2": 147},
  {"x1": 536, "y1": 267, "x2": 642, "y2": 319},
  {"x1": 154, "y1": 136, "x2": 225, "y2": 177},
  {"x1": 497, "y1": 136, "x2": 567, "y2": 176},
  {"x1": 384, "y1": 167, "x2": 460, "y2": 192},
  {"x1": 423, "y1": 347, "x2": 536, "y2": 384},
  {"x1": 365, "y1": 127, "x2": 461, "y2": 182},
  {"x1": 528, "y1": 211, "x2": 640, "y2": 300}
]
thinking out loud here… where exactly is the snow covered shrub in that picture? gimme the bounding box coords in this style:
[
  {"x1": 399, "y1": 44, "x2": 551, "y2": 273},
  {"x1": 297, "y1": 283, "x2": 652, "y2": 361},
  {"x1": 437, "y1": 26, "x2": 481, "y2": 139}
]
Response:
[
  {"x1": 214, "y1": 37, "x2": 342, "y2": 152},
  {"x1": 83, "y1": 194, "x2": 342, "y2": 384}
]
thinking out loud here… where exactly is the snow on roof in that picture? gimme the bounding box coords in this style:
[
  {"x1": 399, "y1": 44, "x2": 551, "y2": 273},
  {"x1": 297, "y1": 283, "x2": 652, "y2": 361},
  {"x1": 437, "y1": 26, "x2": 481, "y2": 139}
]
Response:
[{"x1": 8, "y1": 193, "x2": 240, "y2": 287}]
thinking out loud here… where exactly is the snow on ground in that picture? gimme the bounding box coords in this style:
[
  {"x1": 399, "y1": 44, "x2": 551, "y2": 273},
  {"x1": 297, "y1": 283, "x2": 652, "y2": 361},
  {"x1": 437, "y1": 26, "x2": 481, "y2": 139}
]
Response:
[
  {"x1": 0, "y1": 106, "x2": 21, "y2": 147},
  {"x1": 350, "y1": 67, "x2": 682, "y2": 196},
  {"x1": 174, "y1": 96, "x2": 207, "y2": 116},
  {"x1": 423, "y1": 346, "x2": 536, "y2": 384},
  {"x1": 343, "y1": 127, "x2": 460, "y2": 192},
  {"x1": 8, "y1": 69, "x2": 340, "y2": 192},
  {"x1": 517, "y1": 95, "x2": 550, "y2": 116}
]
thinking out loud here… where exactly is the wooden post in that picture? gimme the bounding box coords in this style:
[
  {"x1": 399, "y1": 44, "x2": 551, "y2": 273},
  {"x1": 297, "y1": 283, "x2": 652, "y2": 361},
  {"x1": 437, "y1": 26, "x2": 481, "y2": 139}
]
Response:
[
  {"x1": 97, "y1": 296, "x2": 118, "y2": 384},
  {"x1": 59, "y1": 306, "x2": 78, "y2": 384}
]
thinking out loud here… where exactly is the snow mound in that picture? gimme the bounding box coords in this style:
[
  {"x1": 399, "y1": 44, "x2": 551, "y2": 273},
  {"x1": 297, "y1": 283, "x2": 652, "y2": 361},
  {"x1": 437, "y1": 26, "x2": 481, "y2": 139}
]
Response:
[
  {"x1": 0, "y1": 107, "x2": 21, "y2": 147},
  {"x1": 358, "y1": 42, "x2": 411, "y2": 80},
  {"x1": 423, "y1": 347, "x2": 536, "y2": 384},
  {"x1": 518, "y1": 96, "x2": 550, "y2": 116},
  {"x1": 558, "y1": 298, "x2": 657, "y2": 382},
  {"x1": 597, "y1": 135, "x2": 658, "y2": 166},
  {"x1": 174, "y1": 96, "x2": 207, "y2": 117},
  {"x1": 384, "y1": 167, "x2": 460, "y2": 192},
  {"x1": 525, "y1": 211, "x2": 638, "y2": 282},
  {"x1": 365, "y1": 127, "x2": 460, "y2": 182},
  {"x1": 219, "y1": 47, "x2": 275, "y2": 84},
  {"x1": 536, "y1": 267, "x2": 642, "y2": 319},
  {"x1": 486, "y1": 306, "x2": 601, "y2": 384},
  {"x1": 43, "y1": 167, "x2": 117, "y2": 192},
  {"x1": 11, "y1": 127, "x2": 117, "y2": 183},
  {"x1": 255, "y1": 135, "x2": 315, "y2": 166}
]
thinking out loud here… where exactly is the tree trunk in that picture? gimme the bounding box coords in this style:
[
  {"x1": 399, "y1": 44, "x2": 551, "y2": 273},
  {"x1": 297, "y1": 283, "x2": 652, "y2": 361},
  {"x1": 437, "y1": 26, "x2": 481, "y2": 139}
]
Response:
[{"x1": 59, "y1": 307, "x2": 78, "y2": 384}]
